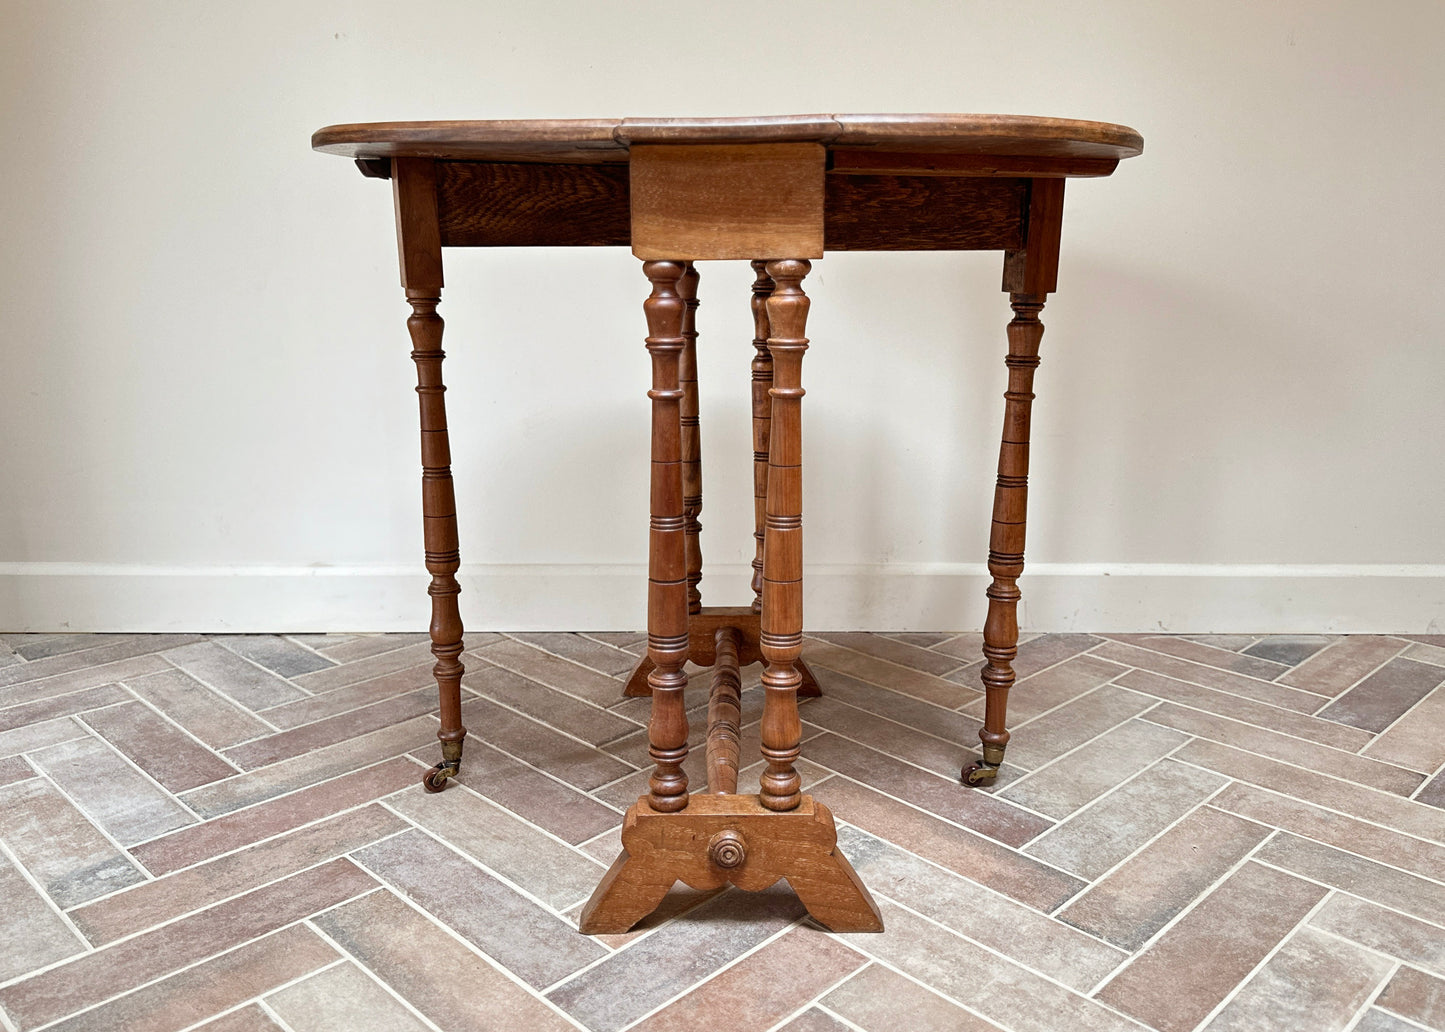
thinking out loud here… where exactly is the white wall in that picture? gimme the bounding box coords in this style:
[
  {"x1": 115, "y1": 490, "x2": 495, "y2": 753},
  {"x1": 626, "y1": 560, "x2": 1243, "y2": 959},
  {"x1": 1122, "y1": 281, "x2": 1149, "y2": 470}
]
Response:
[{"x1": 1, "y1": 1, "x2": 1442, "y2": 632}]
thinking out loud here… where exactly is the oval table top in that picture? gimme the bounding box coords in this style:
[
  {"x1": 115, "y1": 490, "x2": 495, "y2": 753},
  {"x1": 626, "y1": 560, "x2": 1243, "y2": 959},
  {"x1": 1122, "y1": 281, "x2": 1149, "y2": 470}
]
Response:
[{"x1": 312, "y1": 113, "x2": 1143, "y2": 169}]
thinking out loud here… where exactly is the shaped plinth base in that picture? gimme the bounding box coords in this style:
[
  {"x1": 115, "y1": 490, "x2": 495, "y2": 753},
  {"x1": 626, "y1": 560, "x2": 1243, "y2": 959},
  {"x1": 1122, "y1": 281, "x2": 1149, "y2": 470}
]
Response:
[
  {"x1": 577, "y1": 793, "x2": 882, "y2": 934},
  {"x1": 622, "y1": 607, "x2": 822, "y2": 698}
]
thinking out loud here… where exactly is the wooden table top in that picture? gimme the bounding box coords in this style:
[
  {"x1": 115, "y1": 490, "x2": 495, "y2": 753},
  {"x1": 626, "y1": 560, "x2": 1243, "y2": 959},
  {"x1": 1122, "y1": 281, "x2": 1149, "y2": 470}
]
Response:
[{"x1": 311, "y1": 113, "x2": 1143, "y2": 171}]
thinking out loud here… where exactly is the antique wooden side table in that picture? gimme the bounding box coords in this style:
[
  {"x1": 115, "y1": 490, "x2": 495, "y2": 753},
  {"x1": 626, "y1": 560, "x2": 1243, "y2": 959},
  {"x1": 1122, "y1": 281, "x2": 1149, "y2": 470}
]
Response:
[{"x1": 312, "y1": 114, "x2": 1143, "y2": 933}]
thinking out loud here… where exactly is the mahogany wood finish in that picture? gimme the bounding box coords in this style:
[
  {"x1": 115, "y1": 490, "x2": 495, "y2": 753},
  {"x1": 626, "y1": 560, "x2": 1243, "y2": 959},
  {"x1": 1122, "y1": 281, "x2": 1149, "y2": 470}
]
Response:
[
  {"x1": 316, "y1": 113, "x2": 1140, "y2": 931},
  {"x1": 619, "y1": 606, "x2": 822, "y2": 697},
  {"x1": 679, "y1": 263, "x2": 703, "y2": 614},
  {"x1": 706, "y1": 626, "x2": 743, "y2": 795},
  {"x1": 641, "y1": 260, "x2": 692, "y2": 814},
  {"x1": 758, "y1": 259, "x2": 811, "y2": 813},
  {"x1": 962, "y1": 179, "x2": 1066, "y2": 786},
  {"x1": 391, "y1": 158, "x2": 467, "y2": 793},
  {"x1": 577, "y1": 794, "x2": 882, "y2": 934},
  {"x1": 750, "y1": 260, "x2": 773, "y2": 614}
]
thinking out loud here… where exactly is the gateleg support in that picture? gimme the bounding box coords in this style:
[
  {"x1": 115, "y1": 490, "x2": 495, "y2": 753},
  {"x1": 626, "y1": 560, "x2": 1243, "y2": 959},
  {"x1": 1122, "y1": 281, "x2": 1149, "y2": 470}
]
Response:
[
  {"x1": 622, "y1": 607, "x2": 821, "y2": 699},
  {"x1": 577, "y1": 794, "x2": 882, "y2": 934}
]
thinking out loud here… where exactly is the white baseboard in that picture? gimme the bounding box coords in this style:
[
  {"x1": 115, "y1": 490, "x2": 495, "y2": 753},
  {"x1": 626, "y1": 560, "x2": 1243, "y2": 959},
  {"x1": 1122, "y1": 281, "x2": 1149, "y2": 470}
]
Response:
[{"x1": 1, "y1": 562, "x2": 1442, "y2": 634}]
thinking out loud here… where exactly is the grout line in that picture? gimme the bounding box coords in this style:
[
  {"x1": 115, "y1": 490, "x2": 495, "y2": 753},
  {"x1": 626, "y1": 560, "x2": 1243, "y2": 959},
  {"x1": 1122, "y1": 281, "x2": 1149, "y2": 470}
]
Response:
[
  {"x1": 755, "y1": 955, "x2": 875, "y2": 1032},
  {"x1": 1134, "y1": 697, "x2": 1427, "y2": 784},
  {"x1": 52, "y1": 847, "x2": 395, "y2": 957},
  {"x1": 381, "y1": 782, "x2": 611, "y2": 879},
  {"x1": 158, "y1": 655, "x2": 285, "y2": 734},
  {"x1": 811, "y1": 1002, "x2": 875, "y2": 1032},
  {"x1": 1084, "y1": 830, "x2": 1280, "y2": 998},
  {"x1": 253, "y1": 998, "x2": 303, "y2": 1032},
  {"x1": 1165, "y1": 753, "x2": 1445, "y2": 850},
  {"x1": 117, "y1": 682, "x2": 248, "y2": 775},
  {"x1": 300, "y1": 921, "x2": 446, "y2": 1032},
  {"x1": 237, "y1": 671, "x2": 438, "y2": 742},
  {"x1": 1040, "y1": 767, "x2": 1235, "y2": 899},
  {"x1": 807, "y1": 766, "x2": 1086, "y2": 884},
  {"x1": 121, "y1": 753, "x2": 427, "y2": 852},
  {"x1": 1250, "y1": 856, "x2": 1445, "y2": 930},
  {"x1": 610, "y1": 917, "x2": 808, "y2": 1032},
  {"x1": 350, "y1": 880, "x2": 589, "y2": 1031},
  {"x1": 1336, "y1": 959, "x2": 1401, "y2": 1032},
  {"x1": 20, "y1": 752, "x2": 156, "y2": 884},
  {"x1": 1358, "y1": 679, "x2": 1445, "y2": 757},
  {"x1": 847, "y1": 893, "x2": 1147, "y2": 1031},
  {"x1": 805, "y1": 634, "x2": 972, "y2": 682},
  {"x1": 17, "y1": 915, "x2": 359, "y2": 1032},
  {"x1": 0, "y1": 837, "x2": 93, "y2": 970},
  {"x1": 997, "y1": 697, "x2": 1166, "y2": 800},
  {"x1": 1095, "y1": 634, "x2": 1291, "y2": 682},
  {"x1": 362, "y1": 804, "x2": 590, "y2": 925},
  {"x1": 1306, "y1": 638, "x2": 1413, "y2": 703},
  {"x1": 834, "y1": 818, "x2": 1125, "y2": 954},
  {"x1": 71, "y1": 713, "x2": 209, "y2": 823},
  {"x1": 1181, "y1": 888, "x2": 1339, "y2": 1032},
  {"x1": 459, "y1": 689, "x2": 644, "y2": 771},
  {"x1": 798, "y1": 720, "x2": 1062, "y2": 825},
  {"x1": 478, "y1": 638, "x2": 655, "y2": 719},
  {"x1": 171, "y1": 956, "x2": 353, "y2": 1032},
  {"x1": 279, "y1": 633, "x2": 344, "y2": 665}
]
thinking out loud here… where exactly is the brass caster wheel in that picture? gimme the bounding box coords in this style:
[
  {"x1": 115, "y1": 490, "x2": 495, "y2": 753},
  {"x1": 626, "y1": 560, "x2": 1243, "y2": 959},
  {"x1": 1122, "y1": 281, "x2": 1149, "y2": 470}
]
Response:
[
  {"x1": 422, "y1": 762, "x2": 458, "y2": 793},
  {"x1": 961, "y1": 762, "x2": 999, "y2": 787}
]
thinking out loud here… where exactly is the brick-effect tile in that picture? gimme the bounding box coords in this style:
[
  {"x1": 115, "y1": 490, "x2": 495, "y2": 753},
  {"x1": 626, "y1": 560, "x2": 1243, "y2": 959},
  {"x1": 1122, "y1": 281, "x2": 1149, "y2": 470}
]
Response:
[
  {"x1": 1374, "y1": 966, "x2": 1445, "y2": 1031},
  {"x1": 0, "y1": 849, "x2": 85, "y2": 983},
  {"x1": 1025, "y1": 758, "x2": 1226, "y2": 880},
  {"x1": 1202, "y1": 924, "x2": 1392, "y2": 1032},
  {"x1": 804, "y1": 733, "x2": 1051, "y2": 847},
  {"x1": 1318, "y1": 659, "x2": 1445, "y2": 734},
  {"x1": 1096, "y1": 862, "x2": 1327, "y2": 1032},
  {"x1": 129, "y1": 756, "x2": 418, "y2": 875},
  {"x1": 71, "y1": 804, "x2": 406, "y2": 944},
  {"x1": 0, "y1": 859, "x2": 376, "y2": 1031},
  {"x1": 82, "y1": 699, "x2": 238, "y2": 792},
  {"x1": 314, "y1": 889, "x2": 573, "y2": 1032},
  {"x1": 264, "y1": 960, "x2": 431, "y2": 1032},
  {"x1": 28, "y1": 734, "x2": 195, "y2": 845},
  {"x1": 353, "y1": 829, "x2": 606, "y2": 989},
  {"x1": 838, "y1": 825, "x2": 1126, "y2": 991},
  {"x1": 820, "y1": 964, "x2": 1006, "y2": 1032},
  {"x1": 815, "y1": 778, "x2": 1084, "y2": 911},
  {"x1": 0, "y1": 776, "x2": 147, "y2": 907},
  {"x1": 546, "y1": 888, "x2": 806, "y2": 1032},
  {"x1": 1311, "y1": 894, "x2": 1445, "y2": 978},
  {"x1": 42, "y1": 925, "x2": 339, "y2": 1032},
  {"x1": 1280, "y1": 636, "x2": 1406, "y2": 696},
  {"x1": 1059, "y1": 806, "x2": 1271, "y2": 951},
  {"x1": 629, "y1": 924, "x2": 865, "y2": 1032}
]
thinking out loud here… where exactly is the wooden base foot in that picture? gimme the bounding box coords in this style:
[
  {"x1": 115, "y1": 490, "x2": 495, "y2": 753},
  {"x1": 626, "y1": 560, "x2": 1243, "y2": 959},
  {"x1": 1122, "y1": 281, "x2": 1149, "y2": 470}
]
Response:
[
  {"x1": 622, "y1": 608, "x2": 821, "y2": 698},
  {"x1": 577, "y1": 793, "x2": 882, "y2": 934}
]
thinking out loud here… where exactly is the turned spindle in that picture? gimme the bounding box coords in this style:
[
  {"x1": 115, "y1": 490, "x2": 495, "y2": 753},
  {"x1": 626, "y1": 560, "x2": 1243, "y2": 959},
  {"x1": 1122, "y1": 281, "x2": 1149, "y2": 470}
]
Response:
[
  {"x1": 679, "y1": 263, "x2": 704, "y2": 614},
  {"x1": 642, "y1": 260, "x2": 691, "y2": 813},
  {"x1": 706, "y1": 626, "x2": 743, "y2": 794},
  {"x1": 392, "y1": 158, "x2": 466, "y2": 793},
  {"x1": 965, "y1": 177, "x2": 1065, "y2": 786},
  {"x1": 977, "y1": 293, "x2": 1044, "y2": 772},
  {"x1": 758, "y1": 258, "x2": 810, "y2": 812},
  {"x1": 749, "y1": 260, "x2": 775, "y2": 613}
]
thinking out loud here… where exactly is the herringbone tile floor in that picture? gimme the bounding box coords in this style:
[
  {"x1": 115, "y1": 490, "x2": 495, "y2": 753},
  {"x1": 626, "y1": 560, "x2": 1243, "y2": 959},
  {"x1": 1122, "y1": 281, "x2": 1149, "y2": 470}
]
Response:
[{"x1": 1, "y1": 630, "x2": 1443, "y2": 1032}]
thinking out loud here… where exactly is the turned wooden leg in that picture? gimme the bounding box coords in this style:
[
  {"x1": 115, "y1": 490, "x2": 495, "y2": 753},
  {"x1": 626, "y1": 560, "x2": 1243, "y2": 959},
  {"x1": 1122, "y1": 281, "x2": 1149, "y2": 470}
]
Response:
[
  {"x1": 679, "y1": 263, "x2": 704, "y2": 615},
  {"x1": 643, "y1": 260, "x2": 691, "y2": 813},
  {"x1": 965, "y1": 178, "x2": 1064, "y2": 786},
  {"x1": 759, "y1": 259, "x2": 810, "y2": 812},
  {"x1": 749, "y1": 260, "x2": 774, "y2": 615},
  {"x1": 390, "y1": 158, "x2": 466, "y2": 794}
]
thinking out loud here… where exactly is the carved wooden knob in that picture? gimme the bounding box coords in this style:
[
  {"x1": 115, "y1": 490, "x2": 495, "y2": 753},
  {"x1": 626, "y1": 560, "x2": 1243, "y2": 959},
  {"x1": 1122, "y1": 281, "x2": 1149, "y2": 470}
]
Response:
[{"x1": 708, "y1": 830, "x2": 746, "y2": 869}]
